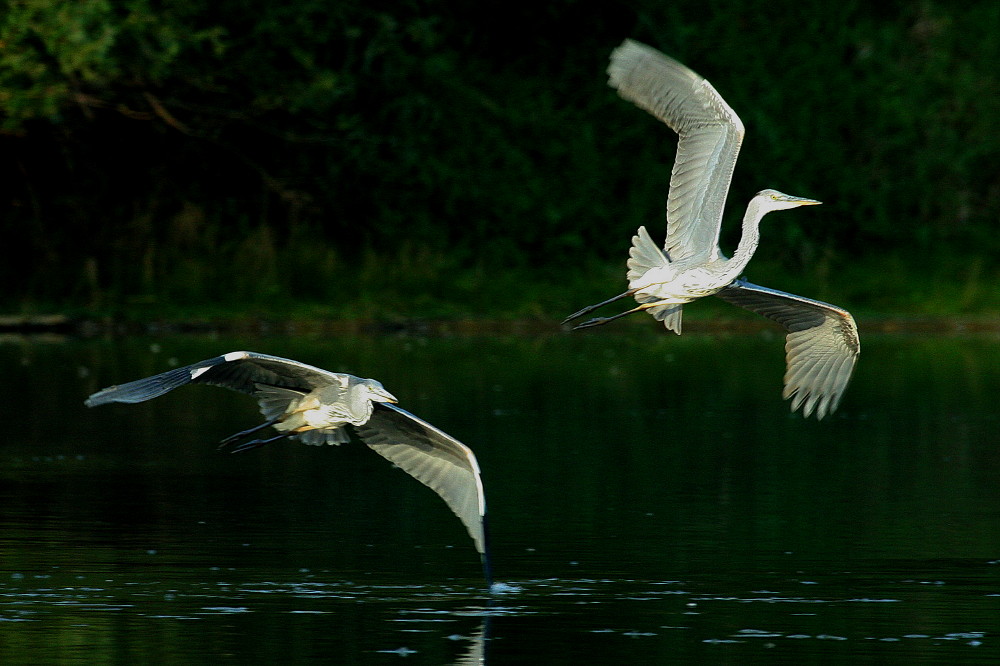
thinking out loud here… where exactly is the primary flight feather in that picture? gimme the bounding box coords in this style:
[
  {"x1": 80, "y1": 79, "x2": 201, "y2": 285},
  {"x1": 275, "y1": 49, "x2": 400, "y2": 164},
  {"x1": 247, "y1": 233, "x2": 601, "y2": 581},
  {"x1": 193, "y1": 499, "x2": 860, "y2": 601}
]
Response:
[
  {"x1": 86, "y1": 350, "x2": 492, "y2": 583},
  {"x1": 564, "y1": 39, "x2": 859, "y2": 419}
]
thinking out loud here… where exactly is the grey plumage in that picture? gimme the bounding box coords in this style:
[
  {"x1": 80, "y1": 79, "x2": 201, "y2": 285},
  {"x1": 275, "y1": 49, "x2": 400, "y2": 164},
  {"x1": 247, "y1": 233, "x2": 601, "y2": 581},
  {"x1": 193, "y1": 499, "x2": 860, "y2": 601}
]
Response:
[
  {"x1": 564, "y1": 40, "x2": 859, "y2": 418},
  {"x1": 86, "y1": 350, "x2": 492, "y2": 583},
  {"x1": 608, "y1": 39, "x2": 744, "y2": 264},
  {"x1": 715, "y1": 279, "x2": 860, "y2": 420}
]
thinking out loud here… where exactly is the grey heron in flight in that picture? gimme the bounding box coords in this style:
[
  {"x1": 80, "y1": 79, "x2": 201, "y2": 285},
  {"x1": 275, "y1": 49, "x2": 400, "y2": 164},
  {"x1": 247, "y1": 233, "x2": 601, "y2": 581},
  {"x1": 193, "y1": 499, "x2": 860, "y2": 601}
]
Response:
[
  {"x1": 564, "y1": 39, "x2": 859, "y2": 420},
  {"x1": 86, "y1": 350, "x2": 493, "y2": 584}
]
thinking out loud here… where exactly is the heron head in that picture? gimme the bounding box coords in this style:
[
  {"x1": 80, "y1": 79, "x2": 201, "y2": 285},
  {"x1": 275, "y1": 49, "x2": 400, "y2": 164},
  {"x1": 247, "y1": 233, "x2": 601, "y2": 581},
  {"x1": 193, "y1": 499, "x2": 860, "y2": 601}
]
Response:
[
  {"x1": 755, "y1": 189, "x2": 821, "y2": 212},
  {"x1": 361, "y1": 378, "x2": 398, "y2": 404}
]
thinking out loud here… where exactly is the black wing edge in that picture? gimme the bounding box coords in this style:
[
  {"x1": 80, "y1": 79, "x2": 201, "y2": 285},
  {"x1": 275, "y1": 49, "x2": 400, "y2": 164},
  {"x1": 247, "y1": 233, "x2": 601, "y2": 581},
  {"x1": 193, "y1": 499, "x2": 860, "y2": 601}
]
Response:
[
  {"x1": 716, "y1": 278, "x2": 858, "y2": 344},
  {"x1": 85, "y1": 350, "x2": 343, "y2": 408},
  {"x1": 84, "y1": 355, "x2": 233, "y2": 407},
  {"x1": 716, "y1": 278, "x2": 825, "y2": 331},
  {"x1": 480, "y1": 511, "x2": 494, "y2": 588}
]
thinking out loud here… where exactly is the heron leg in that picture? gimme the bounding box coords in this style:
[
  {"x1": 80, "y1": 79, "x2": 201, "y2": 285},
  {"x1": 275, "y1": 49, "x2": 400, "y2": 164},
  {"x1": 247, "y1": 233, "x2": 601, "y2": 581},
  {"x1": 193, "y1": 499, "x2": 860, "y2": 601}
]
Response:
[
  {"x1": 562, "y1": 289, "x2": 638, "y2": 326},
  {"x1": 570, "y1": 301, "x2": 665, "y2": 330},
  {"x1": 221, "y1": 431, "x2": 293, "y2": 454},
  {"x1": 218, "y1": 417, "x2": 281, "y2": 447}
]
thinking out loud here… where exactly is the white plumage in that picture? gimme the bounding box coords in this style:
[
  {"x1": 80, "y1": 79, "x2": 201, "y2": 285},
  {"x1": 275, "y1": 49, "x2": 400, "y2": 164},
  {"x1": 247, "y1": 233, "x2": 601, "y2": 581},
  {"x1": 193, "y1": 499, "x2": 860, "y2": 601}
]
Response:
[
  {"x1": 86, "y1": 350, "x2": 492, "y2": 582},
  {"x1": 565, "y1": 40, "x2": 859, "y2": 419}
]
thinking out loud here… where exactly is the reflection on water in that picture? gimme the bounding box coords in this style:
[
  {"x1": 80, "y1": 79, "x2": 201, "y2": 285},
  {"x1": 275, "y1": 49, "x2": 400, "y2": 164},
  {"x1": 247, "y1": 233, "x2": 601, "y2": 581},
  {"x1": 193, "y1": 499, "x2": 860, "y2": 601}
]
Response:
[
  {"x1": 2, "y1": 567, "x2": 996, "y2": 662},
  {"x1": 1, "y1": 331, "x2": 999, "y2": 663}
]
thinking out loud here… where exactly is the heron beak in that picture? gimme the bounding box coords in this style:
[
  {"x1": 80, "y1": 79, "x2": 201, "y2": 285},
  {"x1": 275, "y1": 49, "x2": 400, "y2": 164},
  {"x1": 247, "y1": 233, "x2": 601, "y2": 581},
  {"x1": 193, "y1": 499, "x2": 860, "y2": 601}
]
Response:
[{"x1": 796, "y1": 198, "x2": 822, "y2": 206}]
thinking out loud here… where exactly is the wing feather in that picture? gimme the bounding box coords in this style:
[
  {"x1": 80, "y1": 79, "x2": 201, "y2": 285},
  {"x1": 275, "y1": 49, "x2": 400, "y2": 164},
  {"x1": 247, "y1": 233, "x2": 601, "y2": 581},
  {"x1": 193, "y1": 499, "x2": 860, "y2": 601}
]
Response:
[
  {"x1": 714, "y1": 279, "x2": 860, "y2": 419},
  {"x1": 627, "y1": 225, "x2": 671, "y2": 281},
  {"x1": 354, "y1": 404, "x2": 488, "y2": 557},
  {"x1": 608, "y1": 39, "x2": 744, "y2": 263},
  {"x1": 86, "y1": 353, "x2": 491, "y2": 580},
  {"x1": 85, "y1": 351, "x2": 347, "y2": 406}
]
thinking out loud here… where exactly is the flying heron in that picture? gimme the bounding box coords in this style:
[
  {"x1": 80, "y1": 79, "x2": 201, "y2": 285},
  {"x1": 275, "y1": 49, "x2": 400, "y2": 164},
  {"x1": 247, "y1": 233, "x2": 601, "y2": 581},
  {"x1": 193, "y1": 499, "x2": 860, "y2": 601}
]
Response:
[
  {"x1": 85, "y1": 350, "x2": 492, "y2": 585},
  {"x1": 564, "y1": 39, "x2": 860, "y2": 419}
]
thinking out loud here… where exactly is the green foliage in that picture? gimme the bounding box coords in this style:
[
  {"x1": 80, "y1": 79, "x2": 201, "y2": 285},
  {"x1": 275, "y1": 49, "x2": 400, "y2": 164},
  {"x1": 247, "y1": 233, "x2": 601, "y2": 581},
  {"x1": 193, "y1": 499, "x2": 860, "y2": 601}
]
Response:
[
  {"x1": 1, "y1": 1, "x2": 114, "y2": 124},
  {"x1": 2, "y1": 0, "x2": 998, "y2": 317}
]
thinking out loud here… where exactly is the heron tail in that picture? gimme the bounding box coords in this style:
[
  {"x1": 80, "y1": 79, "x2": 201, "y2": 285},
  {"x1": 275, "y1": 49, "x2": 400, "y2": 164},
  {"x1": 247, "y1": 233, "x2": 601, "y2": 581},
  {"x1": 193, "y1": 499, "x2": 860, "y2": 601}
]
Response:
[
  {"x1": 649, "y1": 303, "x2": 683, "y2": 334},
  {"x1": 627, "y1": 226, "x2": 670, "y2": 283}
]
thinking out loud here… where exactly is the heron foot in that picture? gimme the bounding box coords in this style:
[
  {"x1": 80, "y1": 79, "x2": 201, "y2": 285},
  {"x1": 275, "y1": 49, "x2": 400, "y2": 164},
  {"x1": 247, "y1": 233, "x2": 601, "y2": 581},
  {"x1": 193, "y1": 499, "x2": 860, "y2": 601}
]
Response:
[
  {"x1": 218, "y1": 431, "x2": 290, "y2": 454},
  {"x1": 562, "y1": 289, "x2": 638, "y2": 327},
  {"x1": 217, "y1": 417, "x2": 280, "y2": 446},
  {"x1": 562, "y1": 303, "x2": 601, "y2": 326},
  {"x1": 571, "y1": 316, "x2": 614, "y2": 330}
]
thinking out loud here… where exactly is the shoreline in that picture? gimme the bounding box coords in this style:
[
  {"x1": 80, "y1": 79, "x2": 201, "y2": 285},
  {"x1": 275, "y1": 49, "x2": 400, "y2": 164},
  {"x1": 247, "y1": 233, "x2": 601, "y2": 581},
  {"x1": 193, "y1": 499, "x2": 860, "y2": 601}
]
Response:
[{"x1": 2, "y1": 313, "x2": 998, "y2": 338}]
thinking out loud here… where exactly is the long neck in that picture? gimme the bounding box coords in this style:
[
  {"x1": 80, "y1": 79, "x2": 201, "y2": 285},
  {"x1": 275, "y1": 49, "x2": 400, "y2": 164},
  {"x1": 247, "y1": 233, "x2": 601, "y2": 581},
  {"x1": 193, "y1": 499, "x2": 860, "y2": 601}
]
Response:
[{"x1": 719, "y1": 197, "x2": 766, "y2": 283}]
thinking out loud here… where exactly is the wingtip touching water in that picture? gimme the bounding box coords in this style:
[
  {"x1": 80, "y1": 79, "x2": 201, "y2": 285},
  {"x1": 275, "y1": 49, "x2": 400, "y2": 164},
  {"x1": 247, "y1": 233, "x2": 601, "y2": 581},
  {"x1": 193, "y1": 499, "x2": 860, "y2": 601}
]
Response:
[{"x1": 86, "y1": 350, "x2": 493, "y2": 583}]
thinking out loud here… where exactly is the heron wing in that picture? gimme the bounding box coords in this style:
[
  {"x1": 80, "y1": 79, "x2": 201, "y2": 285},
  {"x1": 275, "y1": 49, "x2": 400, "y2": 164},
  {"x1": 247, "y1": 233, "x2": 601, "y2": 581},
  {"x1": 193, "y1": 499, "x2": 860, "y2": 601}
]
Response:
[
  {"x1": 608, "y1": 39, "x2": 744, "y2": 263},
  {"x1": 714, "y1": 279, "x2": 860, "y2": 419},
  {"x1": 85, "y1": 350, "x2": 348, "y2": 406},
  {"x1": 354, "y1": 403, "x2": 489, "y2": 557}
]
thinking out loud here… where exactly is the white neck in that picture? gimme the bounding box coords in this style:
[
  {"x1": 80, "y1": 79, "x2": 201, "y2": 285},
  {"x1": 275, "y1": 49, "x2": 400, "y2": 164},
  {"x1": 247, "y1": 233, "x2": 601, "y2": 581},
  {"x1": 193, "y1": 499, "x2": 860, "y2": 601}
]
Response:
[{"x1": 719, "y1": 196, "x2": 767, "y2": 283}]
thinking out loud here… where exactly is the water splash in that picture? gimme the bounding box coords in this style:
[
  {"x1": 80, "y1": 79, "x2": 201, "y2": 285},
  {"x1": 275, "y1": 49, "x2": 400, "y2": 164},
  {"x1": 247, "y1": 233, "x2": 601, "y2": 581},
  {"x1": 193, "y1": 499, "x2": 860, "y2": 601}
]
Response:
[{"x1": 488, "y1": 581, "x2": 521, "y2": 594}]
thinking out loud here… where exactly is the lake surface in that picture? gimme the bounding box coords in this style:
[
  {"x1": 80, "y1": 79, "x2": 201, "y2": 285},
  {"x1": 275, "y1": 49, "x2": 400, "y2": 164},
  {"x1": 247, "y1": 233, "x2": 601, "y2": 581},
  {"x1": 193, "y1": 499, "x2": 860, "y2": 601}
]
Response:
[{"x1": 1, "y1": 329, "x2": 998, "y2": 663}]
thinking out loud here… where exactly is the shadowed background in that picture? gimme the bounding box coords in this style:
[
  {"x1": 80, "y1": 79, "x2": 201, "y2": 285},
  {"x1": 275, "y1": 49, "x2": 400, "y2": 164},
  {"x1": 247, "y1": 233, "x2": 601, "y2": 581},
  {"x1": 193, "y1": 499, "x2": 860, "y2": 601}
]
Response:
[
  {"x1": 3, "y1": 5, "x2": 1000, "y2": 661},
  {"x1": 1, "y1": 334, "x2": 999, "y2": 662},
  {"x1": 2, "y1": 0, "x2": 998, "y2": 321}
]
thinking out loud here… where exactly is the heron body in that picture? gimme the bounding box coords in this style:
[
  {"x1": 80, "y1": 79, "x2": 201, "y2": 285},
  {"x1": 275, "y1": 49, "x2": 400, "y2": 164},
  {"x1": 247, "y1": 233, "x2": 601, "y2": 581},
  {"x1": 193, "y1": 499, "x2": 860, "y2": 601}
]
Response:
[
  {"x1": 86, "y1": 350, "x2": 493, "y2": 584},
  {"x1": 564, "y1": 40, "x2": 859, "y2": 420},
  {"x1": 253, "y1": 374, "x2": 389, "y2": 444}
]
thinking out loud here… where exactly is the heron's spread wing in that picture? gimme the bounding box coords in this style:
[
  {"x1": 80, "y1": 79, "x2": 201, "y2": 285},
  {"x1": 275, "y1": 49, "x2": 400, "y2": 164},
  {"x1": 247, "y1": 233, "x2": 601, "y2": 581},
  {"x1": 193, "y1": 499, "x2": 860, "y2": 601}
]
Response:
[
  {"x1": 608, "y1": 39, "x2": 744, "y2": 263},
  {"x1": 85, "y1": 351, "x2": 348, "y2": 406},
  {"x1": 85, "y1": 360, "x2": 213, "y2": 406},
  {"x1": 714, "y1": 279, "x2": 860, "y2": 419},
  {"x1": 355, "y1": 403, "x2": 488, "y2": 556},
  {"x1": 189, "y1": 352, "x2": 346, "y2": 393}
]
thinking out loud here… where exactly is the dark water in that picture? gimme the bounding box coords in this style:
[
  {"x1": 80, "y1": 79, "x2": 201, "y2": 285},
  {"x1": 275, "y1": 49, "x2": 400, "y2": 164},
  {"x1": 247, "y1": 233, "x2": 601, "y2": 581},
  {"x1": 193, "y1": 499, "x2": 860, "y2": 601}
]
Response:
[{"x1": 1, "y1": 330, "x2": 998, "y2": 663}]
